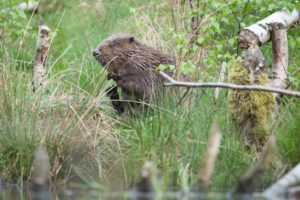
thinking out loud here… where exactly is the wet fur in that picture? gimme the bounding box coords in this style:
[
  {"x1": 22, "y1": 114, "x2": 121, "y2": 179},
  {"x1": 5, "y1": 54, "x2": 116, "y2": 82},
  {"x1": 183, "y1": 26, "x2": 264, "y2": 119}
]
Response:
[{"x1": 93, "y1": 33, "x2": 174, "y2": 114}]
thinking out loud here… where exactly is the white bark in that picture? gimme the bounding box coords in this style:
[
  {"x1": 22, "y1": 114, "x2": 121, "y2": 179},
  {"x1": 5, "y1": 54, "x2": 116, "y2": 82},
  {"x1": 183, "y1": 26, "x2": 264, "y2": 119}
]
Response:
[
  {"x1": 269, "y1": 23, "x2": 288, "y2": 89},
  {"x1": 33, "y1": 23, "x2": 50, "y2": 91},
  {"x1": 18, "y1": 1, "x2": 39, "y2": 12},
  {"x1": 214, "y1": 62, "x2": 227, "y2": 101},
  {"x1": 239, "y1": 9, "x2": 299, "y2": 48},
  {"x1": 238, "y1": 9, "x2": 300, "y2": 93},
  {"x1": 264, "y1": 163, "x2": 300, "y2": 200}
]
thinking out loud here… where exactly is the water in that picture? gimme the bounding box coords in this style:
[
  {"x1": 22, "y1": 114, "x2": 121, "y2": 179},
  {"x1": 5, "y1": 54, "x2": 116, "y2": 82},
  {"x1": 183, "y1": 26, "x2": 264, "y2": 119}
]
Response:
[{"x1": 0, "y1": 184, "x2": 268, "y2": 200}]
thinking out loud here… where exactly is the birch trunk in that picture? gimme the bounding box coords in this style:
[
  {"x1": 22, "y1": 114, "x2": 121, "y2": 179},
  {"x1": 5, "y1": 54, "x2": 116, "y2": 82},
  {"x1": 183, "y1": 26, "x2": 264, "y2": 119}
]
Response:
[
  {"x1": 33, "y1": 23, "x2": 50, "y2": 92},
  {"x1": 238, "y1": 9, "x2": 300, "y2": 92},
  {"x1": 238, "y1": 9, "x2": 299, "y2": 48},
  {"x1": 269, "y1": 23, "x2": 288, "y2": 89}
]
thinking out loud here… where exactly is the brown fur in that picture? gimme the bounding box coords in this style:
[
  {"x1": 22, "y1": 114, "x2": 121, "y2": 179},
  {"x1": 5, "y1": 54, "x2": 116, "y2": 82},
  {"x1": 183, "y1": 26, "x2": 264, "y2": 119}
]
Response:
[{"x1": 93, "y1": 33, "x2": 174, "y2": 113}]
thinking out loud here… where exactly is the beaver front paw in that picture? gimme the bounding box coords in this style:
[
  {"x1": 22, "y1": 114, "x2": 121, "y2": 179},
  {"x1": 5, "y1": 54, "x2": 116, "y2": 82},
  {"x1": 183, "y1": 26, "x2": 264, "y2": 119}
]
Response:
[{"x1": 107, "y1": 71, "x2": 120, "y2": 81}]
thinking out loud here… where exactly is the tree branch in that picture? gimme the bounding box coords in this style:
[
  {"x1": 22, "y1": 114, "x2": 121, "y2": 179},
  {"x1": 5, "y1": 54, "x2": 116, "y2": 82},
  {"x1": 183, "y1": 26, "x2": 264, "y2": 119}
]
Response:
[{"x1": 159, "y1": 71, "x2": 300, "y2": 98}]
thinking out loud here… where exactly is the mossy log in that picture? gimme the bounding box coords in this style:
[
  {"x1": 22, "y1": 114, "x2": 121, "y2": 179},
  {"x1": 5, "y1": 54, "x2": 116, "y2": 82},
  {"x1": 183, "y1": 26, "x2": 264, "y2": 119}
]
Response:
[{"x1": 228, "y1": 47, "x2": 276, "y2": 149}]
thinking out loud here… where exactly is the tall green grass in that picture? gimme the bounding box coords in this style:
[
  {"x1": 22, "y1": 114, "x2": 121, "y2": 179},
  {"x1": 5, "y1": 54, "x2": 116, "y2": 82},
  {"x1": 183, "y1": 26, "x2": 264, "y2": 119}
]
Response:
[{"x1": 0, "y1": 51, "x2": 117, "y2": 183}]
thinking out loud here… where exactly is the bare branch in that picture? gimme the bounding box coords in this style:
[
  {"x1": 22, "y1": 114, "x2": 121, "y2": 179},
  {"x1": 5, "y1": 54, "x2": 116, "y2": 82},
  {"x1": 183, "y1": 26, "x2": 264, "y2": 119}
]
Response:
[
  {"x1": 159, "y1": 71, "x2": 300, "y2": 98},
  {"x1": 176, "y1": 88, "x2": 190, "y2": 107},
  {"x1": 223, "y1": 0, "x2": 241, "y2": 31},
  {"x1": 168, "y1": 0, "x2": 178, "y2": 32},
  {"x1": 240, "y1": 0, "x2": 250, "y2": 24}
]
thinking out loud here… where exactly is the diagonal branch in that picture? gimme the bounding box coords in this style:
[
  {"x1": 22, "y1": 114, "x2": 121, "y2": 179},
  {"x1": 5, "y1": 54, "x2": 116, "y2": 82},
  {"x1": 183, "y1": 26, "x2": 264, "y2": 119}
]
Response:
[{"x1": 159, "y1": 71, "x2": 300, "y2": 98}]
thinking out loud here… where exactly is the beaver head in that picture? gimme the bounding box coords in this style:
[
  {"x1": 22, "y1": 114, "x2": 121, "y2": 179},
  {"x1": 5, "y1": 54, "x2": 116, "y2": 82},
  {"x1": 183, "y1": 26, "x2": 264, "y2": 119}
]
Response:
[{"x1": 93, "y1": 33, "x2": 174, "y2": 71}]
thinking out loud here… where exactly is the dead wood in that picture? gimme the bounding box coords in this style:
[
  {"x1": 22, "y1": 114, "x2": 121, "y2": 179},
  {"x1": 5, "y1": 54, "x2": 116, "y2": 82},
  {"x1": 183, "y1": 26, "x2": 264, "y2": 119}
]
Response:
[
  {"x1": 33, "y1": 22, "x2": 50, "y2": 92},
  {"x1": 238, "y1": 9, "x2": 299, "y2": 49},
  {"x1": 269, "y1": 23, "x2": 289, "y2": 90}
]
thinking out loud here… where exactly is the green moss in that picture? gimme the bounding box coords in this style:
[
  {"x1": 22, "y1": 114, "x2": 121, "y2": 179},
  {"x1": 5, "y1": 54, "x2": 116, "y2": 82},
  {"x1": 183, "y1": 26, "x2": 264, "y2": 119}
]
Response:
[{"x1": 228, "y1": 58, "x2": 276, "y2": 148}]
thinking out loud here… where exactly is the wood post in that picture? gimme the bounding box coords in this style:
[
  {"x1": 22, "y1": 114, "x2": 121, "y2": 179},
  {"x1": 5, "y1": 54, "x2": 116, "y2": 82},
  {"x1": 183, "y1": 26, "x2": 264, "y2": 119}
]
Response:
[{"x1": 33, "y1": 22, "x2": 50, "y2": 92}]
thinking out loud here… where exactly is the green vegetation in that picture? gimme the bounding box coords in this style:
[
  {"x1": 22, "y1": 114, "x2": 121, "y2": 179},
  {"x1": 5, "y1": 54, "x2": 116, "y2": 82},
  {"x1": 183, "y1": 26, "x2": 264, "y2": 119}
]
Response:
[
  {"x1": 0, "y1": 0, "x2": 299, "y2": 192},
  {"x1": 228, "y1": 58, "x2": 276, "y2": 148}
]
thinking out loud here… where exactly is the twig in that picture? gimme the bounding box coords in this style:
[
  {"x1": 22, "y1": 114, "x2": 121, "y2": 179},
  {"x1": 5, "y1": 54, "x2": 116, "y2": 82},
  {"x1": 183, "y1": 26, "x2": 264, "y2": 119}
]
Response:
[
  {"x1": 176, "y1": 88, "x2": 190, "y2": 107},
  {"x1": 168, "y1": 0, "x2": 178, "y2": 32},
  {"x1": 292, "y1": 68, "x2": 300, "y2": 76},
  {"x1": 240, "y1": 0, "x2": 250, "y2": 25},
  {"x1": 224, "y1": 0, "x2": 246, "y2": 56},
  {"x1": 159, "y1": 71, "x2": 300, "y2": 97},
  {"x1": 223, "y1": 0, "x2": 240, "y2": 28},
  {"x1": 236, "y1": 0, "x2": 250, "y2": 56},
  {"x1": 187, "y1": 0, "x2": 206, "y2": 47}
]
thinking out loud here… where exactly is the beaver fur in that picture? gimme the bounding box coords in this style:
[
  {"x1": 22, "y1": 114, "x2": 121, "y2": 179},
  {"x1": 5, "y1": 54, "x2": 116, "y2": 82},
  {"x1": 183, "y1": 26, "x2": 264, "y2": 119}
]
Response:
[{"x1": 93, "y1": 33, "x2": 174, "y2": 114}]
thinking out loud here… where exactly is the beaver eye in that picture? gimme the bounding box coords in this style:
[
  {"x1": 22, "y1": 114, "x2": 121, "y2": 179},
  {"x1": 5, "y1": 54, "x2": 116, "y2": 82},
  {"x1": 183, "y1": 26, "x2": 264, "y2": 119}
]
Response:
[{"x1": 129, "y1": 36, "x2": 135, "y2": 43}]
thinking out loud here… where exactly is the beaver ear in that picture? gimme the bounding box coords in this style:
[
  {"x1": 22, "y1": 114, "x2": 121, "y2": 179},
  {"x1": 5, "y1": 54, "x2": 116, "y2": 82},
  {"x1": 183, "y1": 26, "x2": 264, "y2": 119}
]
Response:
[{"x1": 129, "y1": 36, "x2": 135, "y2": 43}]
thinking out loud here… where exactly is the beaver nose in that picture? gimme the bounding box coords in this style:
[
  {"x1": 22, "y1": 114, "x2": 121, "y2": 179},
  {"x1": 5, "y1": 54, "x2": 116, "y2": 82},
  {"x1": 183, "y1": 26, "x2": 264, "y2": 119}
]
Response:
[{"x1": 93, "y1": 49, "x2": 100, "y2": 57}]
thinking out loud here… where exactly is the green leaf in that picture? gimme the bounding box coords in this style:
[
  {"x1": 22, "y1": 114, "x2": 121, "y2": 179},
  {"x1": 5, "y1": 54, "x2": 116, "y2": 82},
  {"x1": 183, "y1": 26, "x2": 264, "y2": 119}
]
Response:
[{"x1": 197, "y1": 37, "x2": 204, "y2": 45}]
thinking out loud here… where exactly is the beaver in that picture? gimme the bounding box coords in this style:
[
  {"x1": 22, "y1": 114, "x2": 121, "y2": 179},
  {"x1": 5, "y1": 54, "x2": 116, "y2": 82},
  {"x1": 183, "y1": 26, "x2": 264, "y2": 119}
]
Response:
[{"x1": 93, "y1": 33, "x2": 174, "y2": 114}]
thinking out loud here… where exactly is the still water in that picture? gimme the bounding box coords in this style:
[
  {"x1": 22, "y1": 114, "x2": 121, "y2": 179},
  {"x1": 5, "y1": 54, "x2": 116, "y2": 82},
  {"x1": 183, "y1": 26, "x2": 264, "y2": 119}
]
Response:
[{"x1": 0, "y1": 184, "x2": 268, "y2": 200}]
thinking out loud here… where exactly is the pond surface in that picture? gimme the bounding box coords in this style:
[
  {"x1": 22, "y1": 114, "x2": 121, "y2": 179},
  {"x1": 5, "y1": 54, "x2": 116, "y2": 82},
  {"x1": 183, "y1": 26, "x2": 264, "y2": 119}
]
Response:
[{"x1": 0, "y1": 184, "x2": 269, "y2": 200}]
